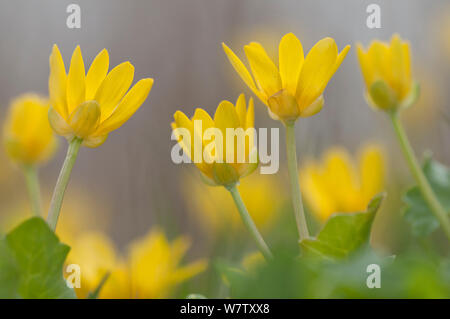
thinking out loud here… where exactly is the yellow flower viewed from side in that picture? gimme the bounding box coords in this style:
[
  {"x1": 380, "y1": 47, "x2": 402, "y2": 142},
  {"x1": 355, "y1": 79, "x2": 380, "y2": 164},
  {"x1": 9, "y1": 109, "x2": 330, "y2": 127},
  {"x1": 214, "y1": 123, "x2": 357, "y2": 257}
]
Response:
[
  {"x1": 67, "y1": 229, "x2": 207, "y2": 299},
  {"x1": 183, "y1": 172, "x2": 284, "y2": 235},
  {"x1": 172, "y1": 94, "x2": 257, "y2": 187},
  {"x1": 223, "y1": 33, "x2": 350, "y2": 122},
  {"x1": 357, "y1": 34, "x2": 418, "y2": 112},
  {"x1": 300, "y1": 145, "x2": 385, "y2": 222},
  {"x1": 3, "y1": 94, "x2": 57, "y2": 165},
  {"x1": 48, "y1": 45, "x2": 153, "y2": 147}
]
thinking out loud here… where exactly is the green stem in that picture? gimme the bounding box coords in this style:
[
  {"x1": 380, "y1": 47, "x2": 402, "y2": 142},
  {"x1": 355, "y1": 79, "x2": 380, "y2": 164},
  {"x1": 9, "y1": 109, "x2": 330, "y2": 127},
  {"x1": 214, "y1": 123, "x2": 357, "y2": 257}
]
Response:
[
  {"x1": 23, "y1": 165, "x2": 42, "y2": 217},
  {"x1": 226, "y1": 184, "x2": 273, "y2": 260},
  {"x1": 285, "y1": 122, "x2": 310, "y2": 241},
  {"x1": 47, "y1": 137, "x2": 82, "y2": 231},
  {"x1": 390, "y1": 112, "x2": 450, "y2": 241}
]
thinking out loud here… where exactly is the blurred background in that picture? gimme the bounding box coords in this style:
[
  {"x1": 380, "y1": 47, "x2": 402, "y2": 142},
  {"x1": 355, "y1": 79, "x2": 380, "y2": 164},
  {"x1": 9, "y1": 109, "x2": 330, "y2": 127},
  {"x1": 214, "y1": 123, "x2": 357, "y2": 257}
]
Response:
[{"x1": 1, "y1": 0, "x2": 450, "y2": 293}]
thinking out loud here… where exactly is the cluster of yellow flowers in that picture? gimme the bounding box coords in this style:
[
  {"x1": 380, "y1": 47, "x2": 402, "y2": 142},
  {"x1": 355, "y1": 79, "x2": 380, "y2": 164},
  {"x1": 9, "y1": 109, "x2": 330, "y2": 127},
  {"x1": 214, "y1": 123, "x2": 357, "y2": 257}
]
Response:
[{"x1": 2, "y1": 28, "x2": 449, "y2": 298}]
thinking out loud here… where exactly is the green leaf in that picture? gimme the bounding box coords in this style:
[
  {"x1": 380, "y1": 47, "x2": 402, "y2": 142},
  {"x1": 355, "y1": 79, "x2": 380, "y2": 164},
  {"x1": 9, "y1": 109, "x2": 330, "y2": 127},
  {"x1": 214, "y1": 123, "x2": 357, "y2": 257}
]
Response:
[
  {"x1": 0, "y1": 217, "x2": 76, "y2": 299},
  {"x1": 299, "y1": 193, "x2": 385, "y2": 259},
  {"x1": 403, "y1": 156, "x2": 450, "y2": 237}
]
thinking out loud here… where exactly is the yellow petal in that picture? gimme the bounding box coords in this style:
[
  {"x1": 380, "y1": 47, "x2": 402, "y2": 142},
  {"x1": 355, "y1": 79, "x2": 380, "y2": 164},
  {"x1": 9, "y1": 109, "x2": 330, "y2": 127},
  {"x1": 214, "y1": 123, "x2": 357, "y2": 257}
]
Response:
[
  {"x1": 173, "y1": 110, "x2": 194, "y2": 158},
  {"x1": 49, "y1": 44, "x2": 68, "y2": 119},
  {"x1": 66, "y1": 46, "x2": 86, "y2": 115},
  {"x1": 214, "y1": 100, "x2": 240, "y2": 136},
  {"x1": 95, "y1": 62, "x2": 135, "y2": 122},
  {"x1": 246, "y1": 97, "x2": 254, "y2": 129},
  {"x1": 390, "y1": 35, "x2": 411, "y2": 99},
  {"x1": 279, "y1": 33, "x2": 304, "y2": 95},
  {"x1": 323, "y1": 148, "x2": 361, "y2": 212},
  {"x1": 235, "y1": 93, "x2": 247, "y2": 127},
  {"x1": 192, "y1": 108, "x2": 214, "y2": 137},
  {"x1": 296, "y1": 38, "x2": 337, "y2": 111},
  {"x1": 170, "y1": 259, "x2": 208, "y2": 284},
  {"x1": 356, "y1": 43, "x2": 373, "y2": 88},
  {"x1": 244, "y1": 42, "x2": 282, "y2": 97},
  {"x1": 359, "y1": 145, "x2": 385, "y2": 202},
  {"x1": 222, "y1": 43, "x2": 267, "y2": 104},
  {"x1": 86, "y1": 49, "x2": 109, "y2": 100},
  {"x1": 82, "y1": 134, "x2": 108, "y2": 148},
  {"x1": 329, "y1": 45, "x2": 350, "y2": 81},
  {"x1": 96, "y1": 78, "x2": 153, "y2": 135},
  {"x1": 300, "y1": 161, "x2": 337, "y2": 221},
  {"x1": 367, "y1": 41, "x2": 391, "y2": 86},
  {"x1": 48, "y1": 107, "x2": 73, "y2": 137}
]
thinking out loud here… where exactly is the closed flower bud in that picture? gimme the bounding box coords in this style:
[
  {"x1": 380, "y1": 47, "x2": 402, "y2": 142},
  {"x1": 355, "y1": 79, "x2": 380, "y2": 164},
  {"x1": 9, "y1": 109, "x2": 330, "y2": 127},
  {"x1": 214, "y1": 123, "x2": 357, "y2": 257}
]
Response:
[{"x1": 357, "y1": 34, "x2": 419, "y2": 112}]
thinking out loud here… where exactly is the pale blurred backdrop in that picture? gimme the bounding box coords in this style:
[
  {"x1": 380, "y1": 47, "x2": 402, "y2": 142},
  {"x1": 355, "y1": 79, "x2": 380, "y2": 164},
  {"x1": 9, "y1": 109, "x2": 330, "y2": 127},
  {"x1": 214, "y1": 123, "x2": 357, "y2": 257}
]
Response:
[{"x1": 0, "y1": 0, "x2": 449, "y2": 253}]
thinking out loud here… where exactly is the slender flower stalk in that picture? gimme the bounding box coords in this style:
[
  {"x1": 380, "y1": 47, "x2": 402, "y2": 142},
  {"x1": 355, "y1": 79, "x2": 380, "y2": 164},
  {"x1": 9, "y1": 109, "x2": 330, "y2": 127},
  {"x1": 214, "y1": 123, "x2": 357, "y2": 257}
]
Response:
[
  {"x1": 356, "y1": 35, "x2": 450, "y2": 240},
  {"x1": 47, "y1": 137, "x2": 82, "y2": 231},
  {"x1": 222, "y1": 33, "x2": 349, "y2": 241},
  {"x1": 226, "y1": 184, "x2": 273, "y2": 260},
  {"x1": 285, "y1": 122, "x2": 309, "y2": 240},
  {"x1": 22, "y1": 165, "x2": 42, "y2": 217},
  {"x1": 390, "y1": 112, "x2": 450, "y2": 240}
]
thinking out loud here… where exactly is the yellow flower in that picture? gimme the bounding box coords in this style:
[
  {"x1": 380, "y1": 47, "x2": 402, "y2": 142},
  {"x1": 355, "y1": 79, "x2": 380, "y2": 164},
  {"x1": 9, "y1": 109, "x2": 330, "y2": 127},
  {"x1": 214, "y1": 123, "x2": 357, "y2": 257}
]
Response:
[
  {"x1": 356, "y1": 34, "x2": 418, "y2": 112},
  {"x1": 66, "y1": 232, "x2": 118, "y2": 298},
  {"x1": 222, "y1": 33, "x2": 350, "y2": 122},
  {"x1": 172, "y1": 94, "x2": 258, "y2": 186},
  {"x1": 182, "y1": 172, "x2": 284, "y2": 234},
  {"x1": 299, "y1": 145, "x2": 385, "y2": 222},
  {"x1": 48, "y1": 45, "x2": 153, "y2": 147},
  {"x1": 66, "y1": 229, "x2": 207, "y2": 299},
  {"x1": 126, "y1": 229, "x2": 207, "y2": 299},
  {"x1": 3, "y1": 94, "x2": 57, "y2": 165}
]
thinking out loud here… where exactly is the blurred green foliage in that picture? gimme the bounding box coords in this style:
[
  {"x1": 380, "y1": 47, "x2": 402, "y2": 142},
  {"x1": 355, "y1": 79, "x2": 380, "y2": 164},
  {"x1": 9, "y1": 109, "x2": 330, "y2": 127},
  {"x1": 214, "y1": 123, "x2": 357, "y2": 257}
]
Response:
[{"x1": 404, "y1": 155, "x2": 450, "y2": 237}]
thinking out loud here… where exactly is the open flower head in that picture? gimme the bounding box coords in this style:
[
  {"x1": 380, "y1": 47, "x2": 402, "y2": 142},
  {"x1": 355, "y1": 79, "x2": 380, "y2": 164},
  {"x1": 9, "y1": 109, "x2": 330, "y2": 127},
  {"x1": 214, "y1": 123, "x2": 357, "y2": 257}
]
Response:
[
  {"x1": 172, "y1": 94, "x2": 258, "y2": 187},
  {"x1": 357, "y1": 34, "x2": 418, "y2": 112},
  {"x1": 3, "y1": 94, "x2": 57, "y2": 165},
  {"x1": 223, "y1": 33, "x2": 350, "y2": 122},
  {"x1": 300, "y1": 145, "x2": 385, "y2": 222},
  {"x1": 48, "y1": 45, "x2": 153, "y2": 147},
  {"x1": 66, "y1": 229, "x2": 207, "y2": 299}
]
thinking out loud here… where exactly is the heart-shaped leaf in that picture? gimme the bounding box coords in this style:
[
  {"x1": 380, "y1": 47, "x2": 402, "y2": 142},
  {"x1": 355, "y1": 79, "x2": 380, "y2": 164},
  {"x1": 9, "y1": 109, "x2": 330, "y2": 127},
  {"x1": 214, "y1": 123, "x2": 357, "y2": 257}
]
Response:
[
  {"x1": 299, "y1": 193, "x2": 385, "y2": 259},
  {"x1": 0, "y1": 217, "x2": 76, "y2": 299},
  {"x1": 403, "y1": 155, "x2": 450, "y2": 237}
]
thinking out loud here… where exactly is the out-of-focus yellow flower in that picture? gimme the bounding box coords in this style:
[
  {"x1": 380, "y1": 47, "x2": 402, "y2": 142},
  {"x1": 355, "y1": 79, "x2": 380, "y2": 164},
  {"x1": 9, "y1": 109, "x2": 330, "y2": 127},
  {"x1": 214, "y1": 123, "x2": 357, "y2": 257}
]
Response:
[
  {"x1": 172, "y1": 94, "x2": 258, "y2": 187},
  {"x1": 222, "y1": 33, "x2": 350, "y2": 122},
  {"x1": 126, "y1": 229, "x2": 207, "y2": 299},
  {"x1": 0, "y1": 188, "x2": 109, "y2": 243},
  {"x1": 67, "y1": 228, "x2": 207, "y2": 299},
  {"x1": 67, "y1": 232, "x2": 118, "y2": 298},
  {"x1": 357, "y1": 34, "x2": 418, "y2": 112},
  {"x1": 242, "y1": 251, "x2": 265, "y2": 271},
  {"x1": 48, "y1": 45, "x2": 153, "y2": 148},
  {"x1": 300, "y1": 145, "x2": 385, "y2": 222},
  {"x1": 183, "y1": 172, "x2": 284, "y2": 234},
  {"x1": 3, "y1": 94, "x2": 57, "y2": 165}
]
